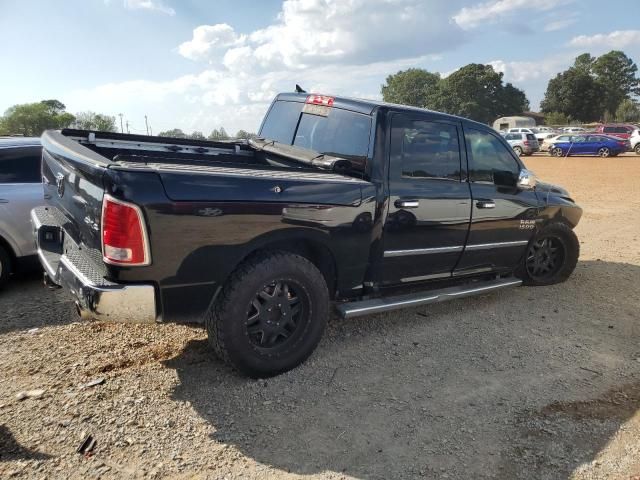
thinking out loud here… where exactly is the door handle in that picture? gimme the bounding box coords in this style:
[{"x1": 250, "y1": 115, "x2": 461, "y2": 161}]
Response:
[
  {"x1": 395, "y1": 199, "x2": 420, "y2": 208},
  {"x1": 476, "y1": 200, "x2": 495, "y2": 209}
]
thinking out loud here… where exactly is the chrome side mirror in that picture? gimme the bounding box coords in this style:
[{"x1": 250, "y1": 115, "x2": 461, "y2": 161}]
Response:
[{"x1": 517, "y1": 168, "x2": 536, "y2": 190}]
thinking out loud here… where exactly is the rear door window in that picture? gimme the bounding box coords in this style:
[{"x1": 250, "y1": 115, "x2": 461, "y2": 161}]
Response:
[
  {"x1": 526, "y1": 134, "x2": 536, "y2": 141},
  {"x1": 0, "y1": 146, "x2": 42, "y2": 183}
]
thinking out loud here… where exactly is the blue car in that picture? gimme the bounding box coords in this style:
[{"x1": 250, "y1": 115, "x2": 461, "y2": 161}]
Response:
[{"x1": 549, "y1": 134, "x2": 629, "y2": 157}]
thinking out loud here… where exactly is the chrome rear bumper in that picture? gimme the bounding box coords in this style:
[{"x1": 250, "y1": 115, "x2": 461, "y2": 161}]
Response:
[{"x1": 31, "y1": 206, "x2": 157, "y2": 323}]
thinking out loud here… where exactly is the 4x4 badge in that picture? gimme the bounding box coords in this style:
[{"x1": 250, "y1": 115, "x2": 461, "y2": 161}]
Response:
[{"x1": 55, "y1": 173, "x2": 65, "y2": 198}]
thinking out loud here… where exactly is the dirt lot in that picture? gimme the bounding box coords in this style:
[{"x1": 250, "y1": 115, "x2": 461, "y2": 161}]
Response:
[{"x1": 1, "y1": 153, "x2": 640, "y2": 479}]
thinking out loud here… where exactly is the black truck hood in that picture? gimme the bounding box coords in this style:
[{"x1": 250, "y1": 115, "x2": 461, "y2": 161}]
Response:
[{"x1": 535, "y1": 180, "x2": 574, "y2": 203}]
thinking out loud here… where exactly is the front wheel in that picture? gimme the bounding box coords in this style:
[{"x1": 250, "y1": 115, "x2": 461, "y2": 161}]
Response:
[
  {"x1": 517, "y1": 223, "x2": 579, "y2": 286},
  {"x1": 551, "y1": 147, "x2": 564, "y2": 157},
  {"x1": 206, "y1": 251, "x2": 329, "y2": 377},
  {"x1": 634, "y1": 144, "x2": 640, "y2": 155},
  {"x1": 598, "y1": 147, "x2": 611, "y2": 157}
]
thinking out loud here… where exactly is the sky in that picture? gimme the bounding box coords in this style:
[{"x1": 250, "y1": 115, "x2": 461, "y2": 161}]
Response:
[{"x1": 1, "y1": 0, "x2": 639, "y2": 135}]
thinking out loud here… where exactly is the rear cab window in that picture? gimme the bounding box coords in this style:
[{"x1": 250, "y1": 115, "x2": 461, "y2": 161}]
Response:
[{"x1": 259, "y1": 99, "x2": 372, "y2": 165}]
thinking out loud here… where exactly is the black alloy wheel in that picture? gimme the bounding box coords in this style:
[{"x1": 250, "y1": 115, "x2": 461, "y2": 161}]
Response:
[
  {"x1": 206, "y1": 250, "x2": 329, "y2": 377},
  {"x1": 525, "y1": 236, "x2": 565, "y2": 283},
  {"x1": 246, "y1": 280, "x2": 307, "y2": 350}
]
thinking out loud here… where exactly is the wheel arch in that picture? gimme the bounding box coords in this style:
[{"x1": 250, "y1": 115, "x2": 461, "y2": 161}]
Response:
[
  {"x1": 0, "y1": 234, "x2": 17, "y2": 266},
  {"x1": 228, "y1": 229, "x2": 338, "y2": 299}
]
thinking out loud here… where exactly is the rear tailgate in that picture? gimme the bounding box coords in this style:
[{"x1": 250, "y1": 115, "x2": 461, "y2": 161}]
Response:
[{"x1": 40, "y1": 130, "x2": 109, "y2": 255}]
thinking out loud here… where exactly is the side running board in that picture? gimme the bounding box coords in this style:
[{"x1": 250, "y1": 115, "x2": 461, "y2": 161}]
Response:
[{"x1": 336, "y1": 277, "x2": 522, "y2": 319}]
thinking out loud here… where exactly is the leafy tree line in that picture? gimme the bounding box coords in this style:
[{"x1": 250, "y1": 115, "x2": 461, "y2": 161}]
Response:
[
  {"x1": 381, "y1": 64, "x2": 529, "y2": 124},
  {"x1": 541, "y1": 51, "x2": 640, "y2": 123},
  {"x1": 0, "y1": 100, "x2": 118, "y2": 136},
  {"x1": 381, "y1": 50, "x2": 640, "y2": 125},
  {"x1": 157, "y1": 127, "x2": 257, "y2": 141}
]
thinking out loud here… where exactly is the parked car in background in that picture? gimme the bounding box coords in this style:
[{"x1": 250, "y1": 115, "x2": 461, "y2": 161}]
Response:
[
  {"x1": 630, "y1": 129, "x2": 640, "y2": 154},
  {"x1": 549, "y1": 134, "x2": 628, "y2": 157},
  {"x1": 561, "y1": 127, "x2": 587, "y2": 133},
  {"x1": 540, "y1": 134, "x2": 574, "y2": 152},
  {"x1": 594, "y1": 124, "x2": 637, "y2": 140},
  {"x1": 0, "y1": 137, "x2": 42, "y2": 287},
  {"x1": 507, "y1": 128, "x2": 535, "y2": 134},
  {"x1": 504, "y1": 132, "x2": 539, "y2": 156}
]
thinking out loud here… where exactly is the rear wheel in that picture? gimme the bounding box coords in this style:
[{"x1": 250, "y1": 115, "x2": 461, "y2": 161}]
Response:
[
  {"x1": 598, "y1": 147, "x2": 611, "y2": 157},
  {"x1": 517, "y1": 223, "x2": 579, "y2": 286},
  {"x1": 513, "y1": 146, "x2": 523, "y2": 156},
  {"x1": 0, "y1": 245, "x2": 11, "y2": 289},
  {"x1": 206, "y1": 251, "x2": 329, "y2": 377},
  {"x1": 635, "y1": 144, "x2": 640, "y2": 155}
]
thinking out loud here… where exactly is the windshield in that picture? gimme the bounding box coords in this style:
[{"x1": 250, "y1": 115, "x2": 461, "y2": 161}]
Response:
[{"x1": 259, "y1": 100, "x2": 372, "y2": 162}]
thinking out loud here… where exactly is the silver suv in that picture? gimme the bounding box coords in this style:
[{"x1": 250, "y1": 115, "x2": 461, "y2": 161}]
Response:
[
  {"x1": 0, "y1": 137, "x2": 42, "y2": 287},
  {"x1": 503, "y1": 132, "x2": 539, "y2": 156}
]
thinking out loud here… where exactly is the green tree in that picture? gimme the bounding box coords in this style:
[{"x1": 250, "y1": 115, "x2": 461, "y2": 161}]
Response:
[
  {"x1": 1, "y1": 100, "x2": 75, "y2": 136},
  {"x1": 157, "y1": 128, "x2": 187, "y2": 138},
  {"x1": 381, "y1": 68, "x2": 440, "y2": 107},
  {"x1": 541, "y1": 68, "x2": 605, "y2": 122},
  {"x1": 73, "y1": 111, "x2": 117, "y2": 132},
  {"x1": 544, "y1": 111, "x2": 569, "y2": 126},
  {"x1": 189, "y1": 131, "x2": 206, "y2": 140},
  {"x1": 235, "y1": 129, "x2": 256, "y2": 140},
  {"x1": 426, "y1": 64, "x2": 529, "y2": 124},
  {"x1": 208, "y1": 127, "x2": 229, "y2": 140},
  {"x1": 615, "y1": 99, "x2": 640, "y2": 123},
  {"x1": 592, "y1": 51, "x2": 640, "y2": 115}
]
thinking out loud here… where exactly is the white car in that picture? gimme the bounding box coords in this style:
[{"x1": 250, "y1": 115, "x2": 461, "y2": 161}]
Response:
[
  {"x1": 561, "y1": 127, "x2": 586, "y2": 133},
  {"x1": 0, "y1": 137, "x2": 43, "y2": 287},
  {"x1": 540, "y1": 134, "x2": 573, "y2": 152},
  {"x1": 630, "y1": 128, "x2": 640, "y2": 154}
]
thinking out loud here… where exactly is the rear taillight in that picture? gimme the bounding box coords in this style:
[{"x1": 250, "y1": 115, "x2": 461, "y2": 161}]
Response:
[
  {"x1": 523, "y1": 141, "x2": 530, "y2": 146},
  {"x1": 306, "y1": 95, "x2": 334, "y2": 106},
  {"x1": 101, "y1": 194, "x2": 150, "y2": 266}
]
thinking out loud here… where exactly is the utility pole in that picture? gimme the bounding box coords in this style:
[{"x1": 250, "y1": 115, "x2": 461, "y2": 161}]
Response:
[
  {"x1": 118, "y1": 113, "x2": 124, "y2": 133},
  {"x1": 144, "y1": 115, "x2": 149, "y2": 135},
  {"x1": 126, "y1": 121, "x2": 130, "y2": 134}
]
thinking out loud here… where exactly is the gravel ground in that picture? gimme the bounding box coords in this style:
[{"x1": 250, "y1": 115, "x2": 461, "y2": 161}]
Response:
[{"x1": 1, "y1": 153, "x2": 640, "y2": 479}]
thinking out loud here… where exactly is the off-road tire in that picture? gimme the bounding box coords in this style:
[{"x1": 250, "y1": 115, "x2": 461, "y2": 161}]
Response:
[
  {"x1": 0, "y1": 245, "x2": 11, "y2": 289},
  {"x1": 206, "y1": 251, "x2": 329, "y2": 377},
  {"x1": 517, "y1": 222, "x2": 579, "y2": 286}
]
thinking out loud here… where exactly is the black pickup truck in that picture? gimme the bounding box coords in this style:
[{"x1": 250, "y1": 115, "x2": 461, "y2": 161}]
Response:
[{"x1": 32, "y1": 92, "x2": 582, "y2": 377}]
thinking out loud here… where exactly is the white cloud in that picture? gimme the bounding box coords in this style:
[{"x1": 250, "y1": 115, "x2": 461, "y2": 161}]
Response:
[
  {"x1": 178, "y1": 0, "x2": 465, "y2": 70},
  {"x1": 568, "y1": 30, "x2": 640, "y2": 49},
  {"x1": 488, "y1": 55, "x2": 573, "y2": 83},
  {"x1": 178, "y1": 24, "x2": 246, "y2": 61},
  {"x1": 66, "y1": 1, "x2": 467, "y2": 134},
  {"x1": 454, "y1": 0, "x2": 572, "y2": 30},
  {"x1": 123, "y1": 0, "x2": 175, "y2": 15},
  {"x1": 544, "y1": 16, "x2": 577, "y2": 32}
]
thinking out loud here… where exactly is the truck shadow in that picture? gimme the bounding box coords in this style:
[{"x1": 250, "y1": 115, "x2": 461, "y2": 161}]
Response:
[
  {"x1": 164, "y1": 260, "x2": 640, "y2": 479},
  {"x1": 0, "y1": 425, "x2": 51, "y2": 462},
  {"x1": 0, "y1": 272, "x2": 76, "y2": 335}
]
